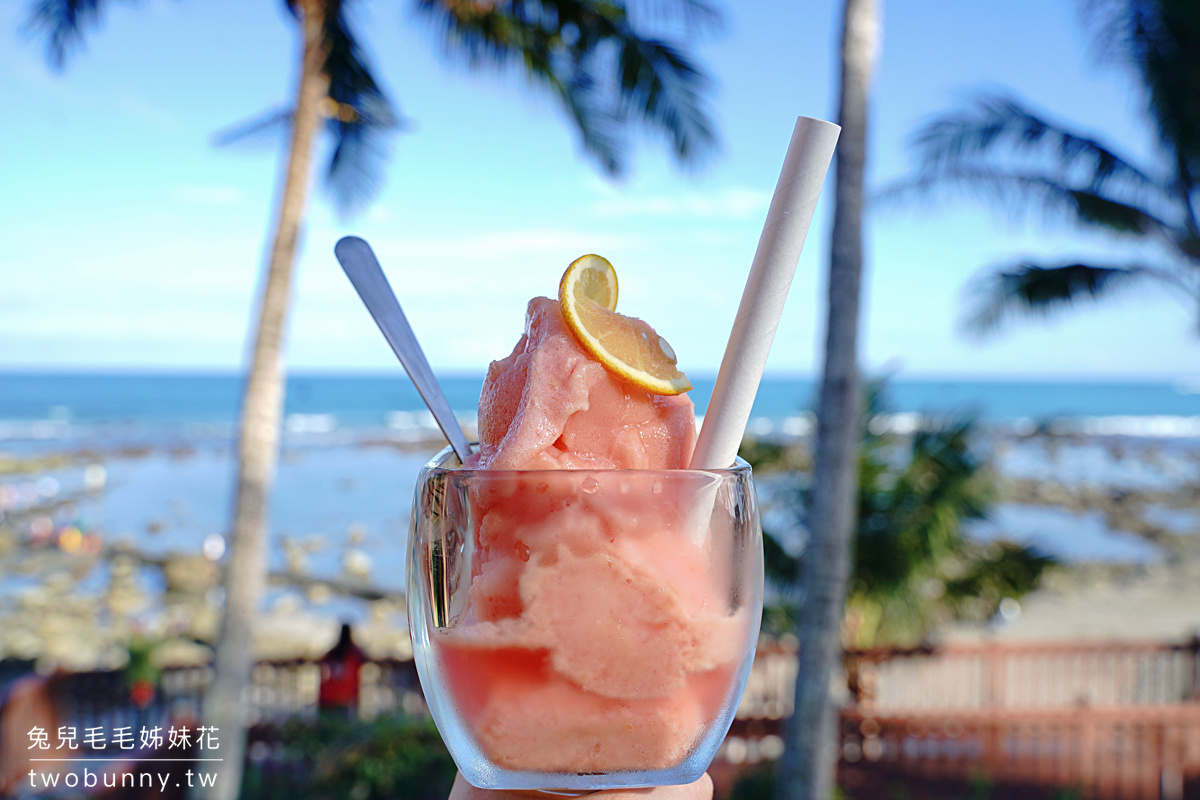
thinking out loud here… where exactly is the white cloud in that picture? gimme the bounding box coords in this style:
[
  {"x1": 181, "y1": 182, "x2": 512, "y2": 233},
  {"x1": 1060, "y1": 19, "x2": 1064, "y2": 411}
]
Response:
[
  {"x1": 172, "y1": 184, "x2": 248, "y2": 206},
  {"x1": 368, "y1": 229, "x2": 639, "y2": 261},
  {"x1": 589, "y1": 186, "x2": 770, "y2": 220}
]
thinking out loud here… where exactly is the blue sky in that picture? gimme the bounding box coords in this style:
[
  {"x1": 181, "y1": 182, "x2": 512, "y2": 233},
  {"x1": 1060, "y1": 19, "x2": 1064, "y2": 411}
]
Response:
[{"x1": 0, "y1": 0, "x2": 1196, "y2": 379}]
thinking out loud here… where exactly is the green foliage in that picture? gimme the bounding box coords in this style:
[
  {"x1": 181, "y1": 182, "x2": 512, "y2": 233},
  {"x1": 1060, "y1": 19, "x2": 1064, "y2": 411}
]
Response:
[
  {"x1": 725, "y1": 765, "x2": 848, "y2": 800},
  {"x1": 241, "y1": 714, "x2": 457, "y2": 800},
  {"x1": 964, "y1": 263, "x2": 1145, "y2": 334},
  {"x1": 890, "y1": 0, "x2": 1200, "y2": 336},
  {"x1": 727, "y1": 764, "x2": 775, "y2": 800},
  {"x1": 26, "y1": 0, "x2": 721, "y2": 207},
  {"x1": 761, "y1": 531, "x2": 800, "y2": 590},
  {"x1": 943, "y1": 541, "x2": 1056, "y2": 618},
  {"x1": 739, "y1": 434, "x2": 808, "y2": 624},
  {"x1": 413, "y1": 0, "x2": 720, "y2": 176},
  {"x1": 308, "y1": 0, "x2": 404, "y2": 214},
  {"x1": 123, "y1": 636, "x2": 161, "y2": 686},
  {"x1": 756, "y1": 379, "x2": 1055, "y2": 648},
  {"x1": 967, "y1": 770, "x2": 994, "y2": 800},
  {"x1": 741, "y1": 433, "x2": 813, "y2": 474},
  {"x1": 847, "y1": 415, "x2": 994, "y2": 647}
]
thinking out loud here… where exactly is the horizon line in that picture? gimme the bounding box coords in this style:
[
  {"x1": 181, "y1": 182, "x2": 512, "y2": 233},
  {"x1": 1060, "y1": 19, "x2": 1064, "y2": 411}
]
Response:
[{"x1": 0, "y1": 366, "x2": 1195, "y2": 384}]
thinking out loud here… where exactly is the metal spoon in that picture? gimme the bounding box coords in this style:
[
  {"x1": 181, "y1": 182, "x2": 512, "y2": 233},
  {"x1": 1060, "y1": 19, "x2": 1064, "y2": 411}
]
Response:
[{"x1": 334, "y1": 236, "x2": 474, "y2": 464}]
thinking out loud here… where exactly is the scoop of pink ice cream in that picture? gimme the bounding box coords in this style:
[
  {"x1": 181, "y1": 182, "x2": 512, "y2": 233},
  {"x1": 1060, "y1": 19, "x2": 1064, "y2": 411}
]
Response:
[{"x1": 468, "y1": 296, "x2": 696, "y2": 470}]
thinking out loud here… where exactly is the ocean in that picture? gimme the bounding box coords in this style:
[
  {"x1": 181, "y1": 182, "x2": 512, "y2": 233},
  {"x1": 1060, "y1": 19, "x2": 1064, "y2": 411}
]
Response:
[
  {"x1": 1, "y1": 371, "x2": 1197, "y2": 606},
  {"x1": 2, "y1": 371, "x2": 1198, "y2": 448}
]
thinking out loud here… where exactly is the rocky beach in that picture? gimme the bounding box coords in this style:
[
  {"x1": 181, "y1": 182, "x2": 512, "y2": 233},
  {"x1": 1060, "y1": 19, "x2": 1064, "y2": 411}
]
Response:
[
  {"x1": 2, "y1": 416, "x2": 1199, "y2": 674},
  {"x1": 0, "y1": 437, "x2": 438, "y2": 673}
]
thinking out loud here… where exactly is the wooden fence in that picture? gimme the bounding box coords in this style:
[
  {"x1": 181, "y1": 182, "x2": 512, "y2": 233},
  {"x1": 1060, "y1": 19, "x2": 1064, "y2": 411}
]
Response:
[
  {"x1": 836, "y1": 705, "x2": 1200, "y2": 800},
  {"x1": 41, "y1": 657, "x2": 423, "y2": 733},
  {"x1": 16, "y1": 638, "x2": 1200, "y2": 799},
  {"x1": 855, "y1": 639, "x2": 1200, "y2": 711},
  {"x1": 720, "y1": 638, "x2": 1200, "y2": 799}
]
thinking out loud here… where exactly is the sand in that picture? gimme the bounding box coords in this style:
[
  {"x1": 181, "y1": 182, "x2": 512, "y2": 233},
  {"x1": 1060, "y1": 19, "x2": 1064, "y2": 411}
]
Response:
[{"x1": 949, "y1": 559, "x2": 1200, "y2": 644}]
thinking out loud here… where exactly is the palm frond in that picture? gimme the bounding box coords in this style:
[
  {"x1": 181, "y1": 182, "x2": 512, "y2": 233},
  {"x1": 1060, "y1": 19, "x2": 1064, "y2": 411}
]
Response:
[
  {"x1": 624, "y1": 0, "x2": 721, "y2": 34},
  {"x1": 613, "y1": 35, "x2": 714, "y2": 166},
  {"x1": 907, "y1": 93, "x2": 1173, "y2": 210},
  {"x1": 414, "y1": 0, "x2": 624, "y2": 170},
  {"x1": 857, "y1": 421, "x2": 980, "y2": 591},
  {"x1": 212, "y1": 108, "x2": 295, "y2": 150},
  {"x1": 1176, "y1": 230, "x2": 1200, "y2": 262},
  {"x1": 963, "y1": 261, "x2": 1149, "y2": 336},
  {"x1": 413, "y1": 0, "x2": 717, "y2": 175},
  {"x1": 1084, "y1": 0, "x2": 1200, "y2": 192},
  {"x1": 896, "y1": 423, "x2": 989, "y2": 566},
  {"x1": 23, "y1": 0, "x2": 136, "y2": 69},
  {"x1": 555, "y1": 70, "x2": 626, "y2": 175},
  {"x1": 761, "y1": 377, "x2": 1053, "y2": 647},
  {"x1": 886, "y1": 168, "x2": 1180, "y2": 242},
  {"x1": 942, "y1": 541, "x2": 1056, "y2": 618},
  {"x1": 319, "y1": 0, "x2": 404, "y2": 215},
  {"x1": 275, "y1": 0, "x2": 404, "y2": 215},
  {"x1": 1068, "y1": 185, "x2": 1173, "y2": 234}
]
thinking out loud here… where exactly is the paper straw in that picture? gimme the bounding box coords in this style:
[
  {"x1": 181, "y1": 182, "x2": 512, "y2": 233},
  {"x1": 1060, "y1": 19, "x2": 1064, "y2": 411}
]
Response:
[{"x1": 690, "y1": 117, "x2": 841, "y2": 470}]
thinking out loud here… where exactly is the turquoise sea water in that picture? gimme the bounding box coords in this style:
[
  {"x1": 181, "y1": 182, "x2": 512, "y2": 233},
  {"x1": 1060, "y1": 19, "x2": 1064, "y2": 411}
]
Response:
[{"x1": 1, "y1": 371, "x2": 1197, "y2": 447}]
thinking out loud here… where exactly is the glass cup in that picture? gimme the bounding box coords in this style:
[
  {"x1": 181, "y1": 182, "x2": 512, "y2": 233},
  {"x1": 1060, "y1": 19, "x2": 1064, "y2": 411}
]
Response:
[{"x1": 407, "y1": 446, "x2": 764, "y2": 791}]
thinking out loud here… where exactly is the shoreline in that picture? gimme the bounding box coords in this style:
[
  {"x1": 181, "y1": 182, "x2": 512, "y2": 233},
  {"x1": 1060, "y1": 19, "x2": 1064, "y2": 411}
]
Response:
[{"x1": 1, "y1": 425, "x2": 1198, "y2": 670}]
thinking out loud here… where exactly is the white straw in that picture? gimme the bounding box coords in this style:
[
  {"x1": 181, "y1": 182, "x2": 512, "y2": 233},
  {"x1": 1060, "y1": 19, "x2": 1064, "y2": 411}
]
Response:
[{"x1": 690, "y1": 117, "x2": 840, "y2": 470}]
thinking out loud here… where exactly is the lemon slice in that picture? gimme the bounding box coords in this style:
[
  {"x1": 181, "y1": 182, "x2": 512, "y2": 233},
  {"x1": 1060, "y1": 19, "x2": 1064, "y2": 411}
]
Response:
[
  {"x1": 560, "y1": 253, "x2": 618, "y2": 311},
  {"x1": 559, "y1": 255, "x2": 692, "y2": 396}
]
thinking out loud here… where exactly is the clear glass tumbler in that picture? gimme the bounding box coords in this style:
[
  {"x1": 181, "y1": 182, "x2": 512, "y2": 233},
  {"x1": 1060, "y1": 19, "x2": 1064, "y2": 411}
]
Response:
[{"x1": 407, "y1": 446, "x2": 764, "y2": 791}]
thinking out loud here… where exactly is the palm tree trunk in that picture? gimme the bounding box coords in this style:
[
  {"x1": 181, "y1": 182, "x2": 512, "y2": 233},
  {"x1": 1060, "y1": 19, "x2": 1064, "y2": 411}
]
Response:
[
  {"x1": 203, "y1": 3, "x2": 329, "y2": 799},
  {"x1": 774, "y1": 1, "x2": 878, "y2": 799}
]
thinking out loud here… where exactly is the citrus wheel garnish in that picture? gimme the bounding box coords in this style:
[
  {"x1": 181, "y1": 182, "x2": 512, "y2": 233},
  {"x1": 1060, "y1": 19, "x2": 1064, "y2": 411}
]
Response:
[
  {"x1": 559, "y1": 255, "x2": 692, "y2": 396},
  {"x1": 559, "y1": 253, "x2": 619, "y2": 311}
]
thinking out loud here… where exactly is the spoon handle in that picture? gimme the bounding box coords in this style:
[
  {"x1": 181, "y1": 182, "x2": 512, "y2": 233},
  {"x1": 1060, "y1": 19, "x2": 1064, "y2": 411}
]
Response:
[{"x1": 335, "y1": 236, "x2": 474, "y2": 464}]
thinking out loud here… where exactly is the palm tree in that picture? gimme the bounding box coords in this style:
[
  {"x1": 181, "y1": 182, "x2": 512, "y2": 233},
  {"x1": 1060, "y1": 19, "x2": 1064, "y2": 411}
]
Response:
[
  {"x1": 846, "y1": 423, "x2": 1053, "y2": 654},
  {"x1": 893, "y1": 0, "x2": 1200, "y2": 335},
  {"x1": 750, "y1": 381, "x2": 1054, "y2": 777},
  {"x1": 773, "y1": 1, "x2": 878, "y2": 799},
  {"x1": 24, "y1": 3, "x2": 720, "y2": 798},
  {"x1": 756, "y1": 382, "x2": 1054, "y2": 649}
]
